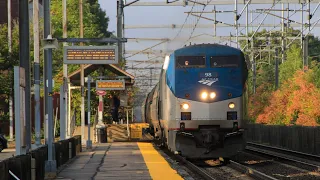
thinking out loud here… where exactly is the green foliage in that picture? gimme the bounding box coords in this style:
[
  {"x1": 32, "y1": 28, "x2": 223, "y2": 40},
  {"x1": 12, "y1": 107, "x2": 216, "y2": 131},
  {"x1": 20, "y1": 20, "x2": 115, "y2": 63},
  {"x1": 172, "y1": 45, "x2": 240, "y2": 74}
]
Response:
[
  {"x1": 279, "y1": 44, "x2": 302, "y2": 84},
  {"x1": 307, "y1": 61, "x2": 320, "y2": 88},
  {"x1": 0, "y1": 112, "x2": 9, "y2": 121},
  {"x1": 240, "y1": 28, "x2": 320, "y2": 125},
  {"x1": 0, "y1": 21, "x2": 20, "y2": 99},
  {"x1": 50, "y1": 0, "x2": 112, "y2": 92},
  {"x1": 0, "y1": 1, "x2": 113, "y2": 127},
  {"x1": 51, "y1": 0, "x2": 111, "y2": 39},
  {"x1": 0, "y1": 22, "x2": 20, "y2": 70},
  {"x1": 308, "y1": 35, "x2": 320, "y2": 62}
]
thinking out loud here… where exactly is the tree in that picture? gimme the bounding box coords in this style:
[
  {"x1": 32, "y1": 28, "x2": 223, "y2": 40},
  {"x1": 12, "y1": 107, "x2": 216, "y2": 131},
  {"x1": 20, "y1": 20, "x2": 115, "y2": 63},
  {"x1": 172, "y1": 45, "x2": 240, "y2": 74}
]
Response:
[
  {"x1": 50, "y1": 0, "x2": 113, "y2": 89},
  {"x1": 256, "y1": 70, "x2": 320, "y2": 126},
  {"x1": 0, "y1": 21, "x2": 20, "y2": 107},
  {"x1": 240, "y1": 28, "x2": 320, "y2": 125},
  {"x1": 279, "y1": 44, "x2": 302, "y2": 83}
]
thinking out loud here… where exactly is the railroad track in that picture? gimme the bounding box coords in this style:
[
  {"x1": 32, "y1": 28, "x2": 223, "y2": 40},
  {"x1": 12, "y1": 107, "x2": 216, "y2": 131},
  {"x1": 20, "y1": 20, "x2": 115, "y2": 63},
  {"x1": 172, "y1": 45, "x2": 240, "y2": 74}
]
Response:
[
  {"x1": 160, "y1": 142, "x2": 320, "y2": 180},
  {"x1": 174, "y1": 155, "x2": 216, "y2": 180},
  {"x1": 175, "y1": 154, "x2": 277, "y2": 180},
  {"x1": 228, "y1": 160, "x2": 278, "y2": 180},
  {"x1": 245, "y1": 142, "x2": 320, "y2": 170}
]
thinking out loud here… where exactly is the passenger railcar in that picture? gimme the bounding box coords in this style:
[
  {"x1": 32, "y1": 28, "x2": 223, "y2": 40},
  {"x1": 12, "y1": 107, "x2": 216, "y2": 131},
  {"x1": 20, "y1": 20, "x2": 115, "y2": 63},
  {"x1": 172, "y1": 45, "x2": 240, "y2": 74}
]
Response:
[{"x1": 142, "y1": 44, "x2": 248, "y2": 159}]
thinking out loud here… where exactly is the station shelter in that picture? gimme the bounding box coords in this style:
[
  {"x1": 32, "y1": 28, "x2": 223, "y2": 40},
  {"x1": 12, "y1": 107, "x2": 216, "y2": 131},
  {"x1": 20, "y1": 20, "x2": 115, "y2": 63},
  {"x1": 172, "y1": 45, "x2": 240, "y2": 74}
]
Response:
[{"x1": 68, "y1": 64, "x2": 148, "y2": 142}]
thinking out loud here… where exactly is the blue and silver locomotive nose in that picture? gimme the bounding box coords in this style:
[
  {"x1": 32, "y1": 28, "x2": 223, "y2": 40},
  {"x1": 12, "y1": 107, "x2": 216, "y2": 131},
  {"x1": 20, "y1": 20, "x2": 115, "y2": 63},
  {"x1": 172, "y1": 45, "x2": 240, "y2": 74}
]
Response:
[
  {"x1": 142, "y1": 44, "x2": 248, "y2": 159},
  {"x1": 164, "y1": 44, "x2": 247, "y2": 122}
]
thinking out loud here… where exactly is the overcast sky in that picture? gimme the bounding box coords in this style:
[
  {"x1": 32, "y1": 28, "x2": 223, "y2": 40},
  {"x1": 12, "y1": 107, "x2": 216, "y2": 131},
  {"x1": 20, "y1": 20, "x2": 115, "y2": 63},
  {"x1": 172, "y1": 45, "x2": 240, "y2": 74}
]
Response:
[
  {"x1": 98, "y1": 1, "x2": 320, "y2": 55},
  {"x1": 98, "y1": 0, "x2": 320, "y2": 87}
]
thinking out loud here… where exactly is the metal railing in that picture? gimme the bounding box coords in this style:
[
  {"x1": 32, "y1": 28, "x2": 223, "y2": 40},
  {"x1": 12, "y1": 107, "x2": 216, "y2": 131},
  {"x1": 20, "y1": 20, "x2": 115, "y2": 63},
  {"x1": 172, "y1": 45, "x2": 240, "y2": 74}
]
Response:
[{"x1": 0, "y1": 135, "x2": 82, "y2": 180}]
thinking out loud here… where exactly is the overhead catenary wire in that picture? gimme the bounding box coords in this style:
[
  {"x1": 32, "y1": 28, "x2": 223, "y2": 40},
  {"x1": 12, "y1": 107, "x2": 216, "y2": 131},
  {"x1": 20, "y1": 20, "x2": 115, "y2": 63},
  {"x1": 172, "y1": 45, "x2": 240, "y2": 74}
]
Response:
[{"x1": 183, "y1": 0, "x2": 213, "y2": 46}]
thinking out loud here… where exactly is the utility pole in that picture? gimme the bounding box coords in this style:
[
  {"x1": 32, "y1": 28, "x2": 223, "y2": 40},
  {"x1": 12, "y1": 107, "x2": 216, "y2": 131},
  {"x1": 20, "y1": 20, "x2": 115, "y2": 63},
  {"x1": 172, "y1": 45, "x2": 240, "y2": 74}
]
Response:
[
  {"x1": 19, "y1": 0, "x2": 31, "y2": 153},
  {"x1": 44, "y1": 0, "x2": 57, "y2": 174},
  {"x1": 213, "y1": 5, "x2": 216, "y2": 36},
  {"x1": 281, "y1": 3, "x2": 285, "y2": 63},
  {"x1": 117, "y1": 0, "x2": 124, "y2": 64},
  {"x1": 34, "y1": 0, "x2": 41, "y2": 146},
  {"x1": 234, "y1": 0, "x2": 238, "y2": 48},
  {"x1": 246, "y1": 1, "x2": 249, "y2": 51},
  {"x1": 301, "y1": 3, "x2": 306, "y2": 70},
  {"x1": 251, "y1": 39, "x2": 256, "y2": 94},
  {"x1": 63, "y1": 0, "x2": 69, "y2": 138},
  {"x1": 8, "y1": 0, "x2": 13, "y2": 141},
  {"x1": 275, "y1": 48, "x2": 279, "y2": 89},
  {"x1": 150, "y1": 69, "x2": 152, "y2": 87},
  {"x1": 80, "y1": 0, "x2": 85, "y2": 145},
  {"x1": 305, "y1": 0, "x2": 311, "y2": 71}
]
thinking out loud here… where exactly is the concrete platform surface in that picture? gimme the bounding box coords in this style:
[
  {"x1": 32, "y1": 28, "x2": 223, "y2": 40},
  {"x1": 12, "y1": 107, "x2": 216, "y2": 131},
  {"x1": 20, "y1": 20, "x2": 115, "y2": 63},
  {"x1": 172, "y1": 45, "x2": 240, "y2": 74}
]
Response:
[{"x1": 54, "y1": 142, "x2": 184, "y2": 180}]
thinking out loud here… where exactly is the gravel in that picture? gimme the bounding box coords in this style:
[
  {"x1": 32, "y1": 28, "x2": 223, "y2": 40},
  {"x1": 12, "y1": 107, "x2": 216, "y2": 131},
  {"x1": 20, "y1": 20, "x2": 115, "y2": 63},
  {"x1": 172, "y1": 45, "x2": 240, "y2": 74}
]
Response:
[{"x1": 233, "y1": 151, "x2": 320, "y2": 180}]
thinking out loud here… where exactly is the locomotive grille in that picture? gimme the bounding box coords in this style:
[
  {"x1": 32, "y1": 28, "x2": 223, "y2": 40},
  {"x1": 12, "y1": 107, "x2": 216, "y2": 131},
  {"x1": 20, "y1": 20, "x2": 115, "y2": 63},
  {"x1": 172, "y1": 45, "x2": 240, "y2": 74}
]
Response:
[
  {"x1": 227, "y1": 111, "x2": 237, "y2": 120},
  {"x1": 181, "y1": 112, "x2": 191, "y2": 120}
]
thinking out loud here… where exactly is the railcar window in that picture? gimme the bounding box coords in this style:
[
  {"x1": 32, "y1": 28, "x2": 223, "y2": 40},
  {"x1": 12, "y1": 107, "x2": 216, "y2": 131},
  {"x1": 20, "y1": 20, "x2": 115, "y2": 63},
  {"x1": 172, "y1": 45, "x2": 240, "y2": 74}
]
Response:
[
  {"x1": 210, "y1": 55, "x2": 239, "y2": 68},
  {"x1": 176, "y1": 56, "x2": 205, "y2": 68}
]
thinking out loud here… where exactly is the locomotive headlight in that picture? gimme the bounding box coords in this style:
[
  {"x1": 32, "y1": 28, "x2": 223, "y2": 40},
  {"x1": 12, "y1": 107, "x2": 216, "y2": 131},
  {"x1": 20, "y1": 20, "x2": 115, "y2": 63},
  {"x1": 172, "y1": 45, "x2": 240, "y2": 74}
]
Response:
[
  {"x1": 182, "y1": 103, "x2": 189, "y2": 110},
  {"x1": 228, "y1": 102, "x2": 235, "y2": 109},
  {"x1": 201, "y1": 92, "x2": 208, "y2": 99},
  {"x1": 210, "y1": 92, "x2": 216, "y2": 99}
]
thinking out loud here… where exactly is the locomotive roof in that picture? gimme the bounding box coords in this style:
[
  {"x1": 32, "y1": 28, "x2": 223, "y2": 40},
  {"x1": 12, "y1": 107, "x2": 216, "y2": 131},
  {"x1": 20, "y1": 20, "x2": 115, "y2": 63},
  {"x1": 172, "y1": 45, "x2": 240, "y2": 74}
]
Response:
[{"x1": 175, "y1": 43, "x2": 241, "y2": 53}]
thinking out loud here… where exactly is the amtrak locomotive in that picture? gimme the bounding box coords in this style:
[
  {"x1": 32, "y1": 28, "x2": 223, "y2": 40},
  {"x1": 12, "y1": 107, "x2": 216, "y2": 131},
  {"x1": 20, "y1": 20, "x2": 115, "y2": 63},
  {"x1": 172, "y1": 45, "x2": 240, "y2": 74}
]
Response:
[{"x1": 141, "y1": 44, "x2": 249, "y2": 159}]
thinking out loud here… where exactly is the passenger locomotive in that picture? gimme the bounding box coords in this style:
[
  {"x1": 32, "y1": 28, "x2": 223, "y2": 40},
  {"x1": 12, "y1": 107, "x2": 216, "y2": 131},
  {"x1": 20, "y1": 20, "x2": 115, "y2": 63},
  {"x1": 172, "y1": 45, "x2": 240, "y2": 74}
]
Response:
[{"x1": 141, "y1": 44, "x2": 249, "y2": 159}]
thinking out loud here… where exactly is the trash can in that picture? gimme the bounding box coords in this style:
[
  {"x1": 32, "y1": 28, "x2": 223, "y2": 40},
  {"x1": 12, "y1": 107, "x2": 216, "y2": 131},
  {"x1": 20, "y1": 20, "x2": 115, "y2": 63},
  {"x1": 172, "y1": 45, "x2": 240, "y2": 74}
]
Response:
[{"x1": 97, "y1": 127, "x2": 107, "y2": 143}]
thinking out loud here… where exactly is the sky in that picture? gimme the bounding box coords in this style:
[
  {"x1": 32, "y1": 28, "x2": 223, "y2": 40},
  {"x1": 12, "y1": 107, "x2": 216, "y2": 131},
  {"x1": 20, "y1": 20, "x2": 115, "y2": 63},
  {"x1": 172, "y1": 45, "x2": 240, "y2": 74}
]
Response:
[
  {"x1": 98, "y1": 1, "x2": 320, "y2": 54},
  {"x1": 97, "y1": 0, "x2": 320, "y2": 120},
  {"x1": 98, "y1": 0, "x2": 320, "y2": 89}
]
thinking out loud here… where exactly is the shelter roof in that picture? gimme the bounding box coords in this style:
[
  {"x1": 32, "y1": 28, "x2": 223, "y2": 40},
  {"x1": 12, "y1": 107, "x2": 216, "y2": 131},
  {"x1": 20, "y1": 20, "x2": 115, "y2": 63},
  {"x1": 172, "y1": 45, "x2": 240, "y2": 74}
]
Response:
[{"x1": 68, "y1": 64, "x2": 135, "y2": 86}]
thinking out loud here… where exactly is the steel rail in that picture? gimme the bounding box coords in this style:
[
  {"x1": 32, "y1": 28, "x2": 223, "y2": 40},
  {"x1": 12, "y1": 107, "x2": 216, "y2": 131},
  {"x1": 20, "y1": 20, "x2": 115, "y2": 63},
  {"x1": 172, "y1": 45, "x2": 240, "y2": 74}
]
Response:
[
  {"x1": 229, "y1": 160, "x2": 279, "y2": 180},
  {"x1": 175, "y1": 155, "x2": 216, "y2": 180},
  {"x1": 246, "y1": 142, "x2": 320, "y2": 169}
]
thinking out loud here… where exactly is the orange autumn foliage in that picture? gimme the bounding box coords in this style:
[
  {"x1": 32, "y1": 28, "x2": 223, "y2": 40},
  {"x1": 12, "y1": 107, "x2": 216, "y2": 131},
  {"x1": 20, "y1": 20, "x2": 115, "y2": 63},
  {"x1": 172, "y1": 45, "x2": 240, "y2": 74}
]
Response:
[
  {"x1": 248, "y1": 82, "x2": 273, "y2": 121},
  {"x1": 256, "y1": 70, "x2": 320, "y2": 126}
]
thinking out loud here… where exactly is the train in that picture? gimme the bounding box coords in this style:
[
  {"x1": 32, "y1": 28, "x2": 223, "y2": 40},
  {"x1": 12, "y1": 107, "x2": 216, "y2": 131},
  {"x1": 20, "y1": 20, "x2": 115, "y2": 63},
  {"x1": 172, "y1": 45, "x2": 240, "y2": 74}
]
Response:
[{"x1": 141, "y1": 43, "x2": 249, "y2": 159}]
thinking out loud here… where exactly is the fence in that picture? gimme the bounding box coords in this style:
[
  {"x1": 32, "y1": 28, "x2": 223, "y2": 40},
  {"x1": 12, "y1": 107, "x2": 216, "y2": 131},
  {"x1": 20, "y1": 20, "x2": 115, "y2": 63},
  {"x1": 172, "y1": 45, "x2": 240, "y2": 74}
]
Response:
[
  {"x1": 245, "y1": 124, "x2": 320, "y2": 155},
  {"x1": 0, "y1": 135, "x2": 81, "y2": 180}
]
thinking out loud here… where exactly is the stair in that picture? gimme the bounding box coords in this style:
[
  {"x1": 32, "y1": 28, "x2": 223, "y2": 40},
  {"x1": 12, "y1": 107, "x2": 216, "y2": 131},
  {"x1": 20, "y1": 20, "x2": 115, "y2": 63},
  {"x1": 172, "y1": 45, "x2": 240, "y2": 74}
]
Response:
[{"x1": 106, "y1": 124, "x2": 129, "y2": 142}]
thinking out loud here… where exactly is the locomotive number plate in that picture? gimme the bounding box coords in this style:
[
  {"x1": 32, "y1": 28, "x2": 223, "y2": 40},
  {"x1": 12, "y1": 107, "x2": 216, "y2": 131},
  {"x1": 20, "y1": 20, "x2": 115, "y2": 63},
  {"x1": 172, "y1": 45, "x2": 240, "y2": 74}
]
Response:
[{"x1": 199, "y1": 72, "x2": 218, "y2": 78}]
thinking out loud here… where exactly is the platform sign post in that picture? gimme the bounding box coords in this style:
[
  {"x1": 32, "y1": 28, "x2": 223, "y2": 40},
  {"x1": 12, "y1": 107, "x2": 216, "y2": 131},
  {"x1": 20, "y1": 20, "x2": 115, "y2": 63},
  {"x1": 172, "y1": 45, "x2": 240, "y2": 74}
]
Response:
[
  {"x1": 86, "y1": 76, "x2": 92, "y2": 149},
  {"x1": 14, "y1": 66, "x2": 26, "y2": 155},
  {"x1": 60, "y1": 85, "x2": 66, "y2": 140},
  {"x1": 63, "y1": 46, "x2": 118, "y2": 64},
  {"x1": 96, "y1": 90, "x2": 106, "y2": 127}
]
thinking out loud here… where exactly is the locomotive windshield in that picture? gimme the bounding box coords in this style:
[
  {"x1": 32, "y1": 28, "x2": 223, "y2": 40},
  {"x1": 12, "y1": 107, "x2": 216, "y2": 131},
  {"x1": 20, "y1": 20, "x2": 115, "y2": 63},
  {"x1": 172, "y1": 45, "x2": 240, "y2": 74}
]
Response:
[
  {"x1": 176, "y1": 56, "x2": 205, "y2": 68},
  {"x1": 210, "y1": 55, "x2": 239, "y2": 68}
]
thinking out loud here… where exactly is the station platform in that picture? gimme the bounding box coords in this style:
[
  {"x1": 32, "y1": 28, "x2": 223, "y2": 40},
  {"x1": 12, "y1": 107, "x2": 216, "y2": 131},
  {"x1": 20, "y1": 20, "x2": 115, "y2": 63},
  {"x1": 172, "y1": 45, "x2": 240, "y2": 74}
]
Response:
[{"x1": 55, "y1": 142, "x2": 185, "y2": 180}]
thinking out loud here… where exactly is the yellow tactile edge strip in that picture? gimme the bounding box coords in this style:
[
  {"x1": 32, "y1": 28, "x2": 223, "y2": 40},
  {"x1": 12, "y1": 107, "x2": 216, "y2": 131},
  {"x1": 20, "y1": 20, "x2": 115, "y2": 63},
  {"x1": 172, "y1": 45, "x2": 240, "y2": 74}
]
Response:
[{"x1": 137, "y1": 142, "x2": 184, "y2": 180}]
